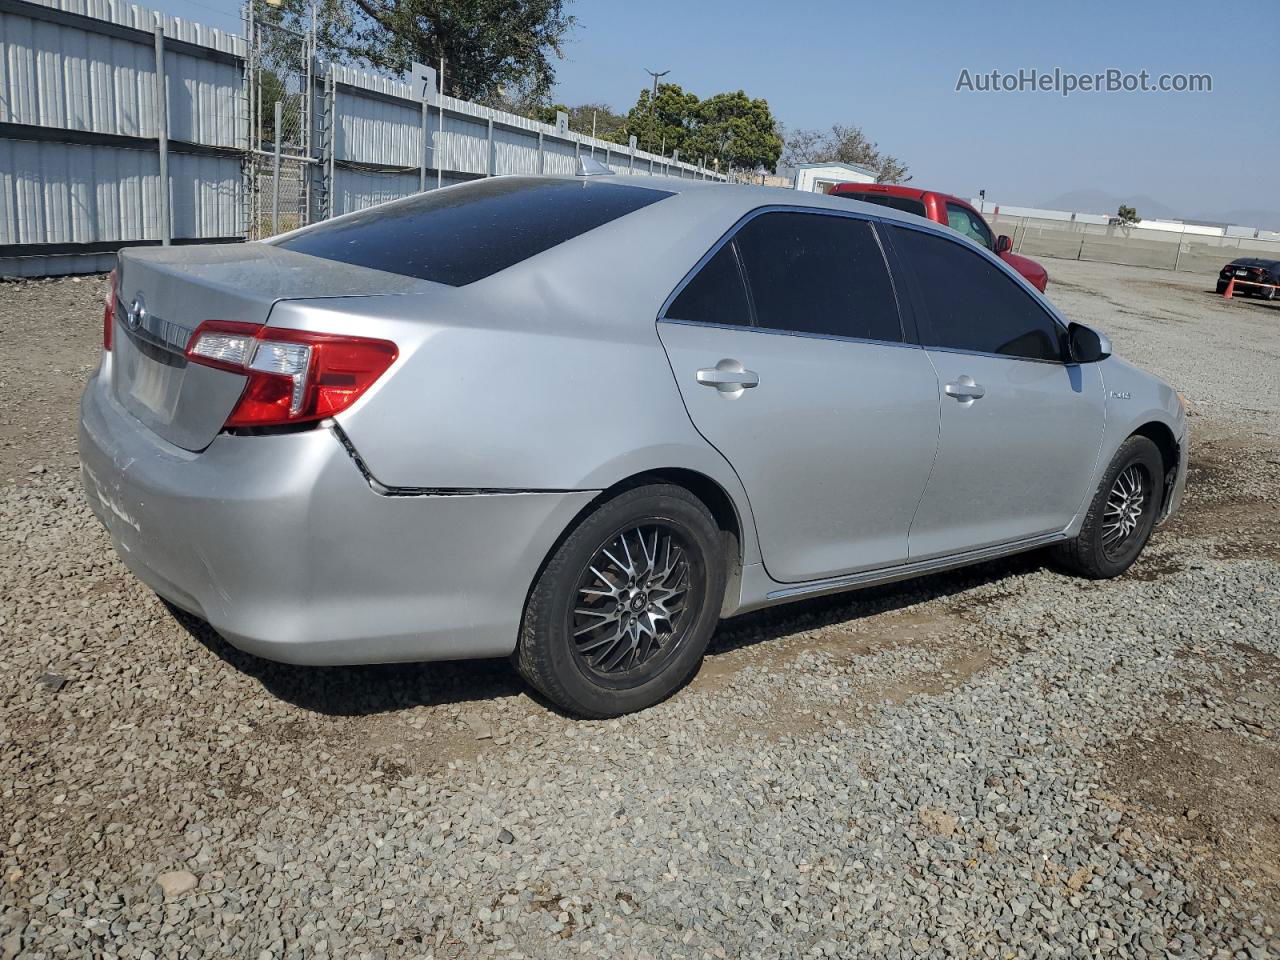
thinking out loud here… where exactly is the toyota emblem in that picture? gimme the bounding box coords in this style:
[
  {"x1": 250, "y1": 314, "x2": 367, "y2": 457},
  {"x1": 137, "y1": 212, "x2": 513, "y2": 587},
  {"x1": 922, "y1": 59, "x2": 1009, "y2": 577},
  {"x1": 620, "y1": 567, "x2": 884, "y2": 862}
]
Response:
[{"x1": 126, "y1": 293, "x2": 146, "y2": 331}]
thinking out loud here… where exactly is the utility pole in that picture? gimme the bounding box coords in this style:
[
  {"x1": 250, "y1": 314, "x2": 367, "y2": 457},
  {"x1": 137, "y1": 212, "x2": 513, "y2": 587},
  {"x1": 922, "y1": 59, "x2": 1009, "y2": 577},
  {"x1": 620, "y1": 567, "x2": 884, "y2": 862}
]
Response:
[{"x1": 644, "y1": 67, "x2": 669, "y2": 153}]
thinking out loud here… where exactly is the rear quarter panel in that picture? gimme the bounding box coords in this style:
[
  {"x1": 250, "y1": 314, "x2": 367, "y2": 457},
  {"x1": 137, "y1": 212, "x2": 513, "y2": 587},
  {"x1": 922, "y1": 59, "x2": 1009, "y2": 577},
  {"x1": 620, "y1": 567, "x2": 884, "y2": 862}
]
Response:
[{"x1": 266, "y1": 190, "x2": 766, "y2": 564}]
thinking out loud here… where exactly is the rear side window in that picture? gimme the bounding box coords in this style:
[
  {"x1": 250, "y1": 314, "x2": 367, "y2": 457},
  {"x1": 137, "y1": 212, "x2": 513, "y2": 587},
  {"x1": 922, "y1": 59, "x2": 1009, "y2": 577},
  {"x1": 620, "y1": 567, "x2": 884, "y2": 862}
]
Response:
[
  {"x1": 887, "y1": 225, "x2": 1063, "y2": 362},
  {"x1": 733, "y1": 211, "x2": 903, "y2": 343},
  {"x1": 836, "y1": 192, "x2": 928, "y2": 218},
  {"x1": 665, "y1": 243, "x2": 751, "y2": 328},
  {"x1": 274, "y1": 177, "x2": 673, "y2": 286}
]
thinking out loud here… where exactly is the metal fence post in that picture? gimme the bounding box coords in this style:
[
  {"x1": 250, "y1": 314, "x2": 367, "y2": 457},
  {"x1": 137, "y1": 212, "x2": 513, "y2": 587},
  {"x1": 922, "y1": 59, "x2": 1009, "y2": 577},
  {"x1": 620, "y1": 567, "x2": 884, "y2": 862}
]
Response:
[
  {"x1": 419, "y1": 98, "x2": 428, "y2": 192},
  {"x1": 153, "y1": 18, "x2": 170, "y2": 245},
  {"x1": 486, "y1": 118, "x2": 494, "y2": 176},
  {"x1": 272, "y1": 100, "x2": 282, "y2": 234},
  {"x1": 327, "y1": 68, "x2": 336, "y2": 218},
  {"x1": 1173, "y1": 225, "x2": 1185, "y2": 272},
  {"x1": 537, "y1": 131, "x2": 544, "y2": 174},
  {"x1": 437, "y1": 58, "x2": 445, "y2": 190}
]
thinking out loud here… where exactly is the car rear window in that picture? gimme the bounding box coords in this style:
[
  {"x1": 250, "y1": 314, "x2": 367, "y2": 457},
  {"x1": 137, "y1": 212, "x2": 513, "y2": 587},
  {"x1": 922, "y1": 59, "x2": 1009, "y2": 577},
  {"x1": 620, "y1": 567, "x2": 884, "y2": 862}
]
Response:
[
  {"x1": 835, "y1": 192, "x2": 927, "y2": 217},
  {"x1": 274, "y1": 177, "x2": 673, "y2": 286}
]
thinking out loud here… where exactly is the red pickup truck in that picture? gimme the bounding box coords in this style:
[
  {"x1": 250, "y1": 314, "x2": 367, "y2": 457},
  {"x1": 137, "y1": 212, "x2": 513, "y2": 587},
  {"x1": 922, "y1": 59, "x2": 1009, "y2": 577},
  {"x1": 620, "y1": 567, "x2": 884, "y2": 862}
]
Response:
[{"x1": 830, "y1": 183, "x2": 1049, "y2": 293}]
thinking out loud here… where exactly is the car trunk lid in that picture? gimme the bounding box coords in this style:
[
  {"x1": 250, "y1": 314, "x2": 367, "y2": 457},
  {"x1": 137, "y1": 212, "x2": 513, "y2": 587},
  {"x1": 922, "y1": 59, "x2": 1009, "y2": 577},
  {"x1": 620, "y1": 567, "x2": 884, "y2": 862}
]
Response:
[{"x1": 111, "y1": 243, "x2": 427, "y2": 451}]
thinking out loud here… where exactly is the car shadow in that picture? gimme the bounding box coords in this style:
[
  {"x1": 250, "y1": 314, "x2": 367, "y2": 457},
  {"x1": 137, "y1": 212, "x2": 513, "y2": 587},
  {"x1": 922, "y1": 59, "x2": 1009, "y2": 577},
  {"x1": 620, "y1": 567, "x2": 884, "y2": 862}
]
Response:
[
  {"x1": 1205, "y1": 289, "x2": 1280, "y2": 311},
  {"x1": 707, "y1": 551, "x2": 1044, "y2": 658},
  {"x1": 168, "y1": 552, "x2": 1050, "y2": 719}
]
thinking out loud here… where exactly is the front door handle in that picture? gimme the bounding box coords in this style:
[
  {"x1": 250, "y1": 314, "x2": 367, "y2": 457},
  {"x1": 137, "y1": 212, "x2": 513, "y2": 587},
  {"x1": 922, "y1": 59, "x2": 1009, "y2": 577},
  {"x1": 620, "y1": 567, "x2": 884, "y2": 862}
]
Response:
[
  {"x1": 697, "y1": 359, "x2": 760, "y2": 393},
  {"x1": 944, "y1": 376, "x2": 986, "y2": 401}
]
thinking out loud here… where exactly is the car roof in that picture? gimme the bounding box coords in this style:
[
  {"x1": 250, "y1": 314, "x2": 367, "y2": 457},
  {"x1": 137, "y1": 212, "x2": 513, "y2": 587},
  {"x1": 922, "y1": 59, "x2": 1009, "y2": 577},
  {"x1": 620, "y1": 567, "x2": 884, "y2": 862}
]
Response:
[{"x1": 558, "y1": 172, "x2": 940, "y2": 229}]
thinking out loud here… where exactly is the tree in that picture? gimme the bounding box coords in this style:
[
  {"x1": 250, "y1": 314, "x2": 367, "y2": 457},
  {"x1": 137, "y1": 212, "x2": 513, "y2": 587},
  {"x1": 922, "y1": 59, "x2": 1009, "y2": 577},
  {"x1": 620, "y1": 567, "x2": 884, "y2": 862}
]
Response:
[
  {"x1": 619, "y1": 82, "x2": 701, "y2": 155},
  {"x1": 265, "y1": 0, "x2": 576, "y2": 103},
  {"x1": 609, "y1": 84, "x2": 781, "y2": 171},
  {"x1": 522, "y1": 102, "x2": 627, "y2": 140},
  {"x1": 687, "y1": 90, "x2": 783, "y2": 172},
  {"x1": 781, "y1": 123, "x2": 910, "y2": 184},
  {"x1": 1116, "y1": 204, "x2": 1141, "y2": 225},
  {"x1": 566, "y1": 102, "x2": 627, "y2": 141}
]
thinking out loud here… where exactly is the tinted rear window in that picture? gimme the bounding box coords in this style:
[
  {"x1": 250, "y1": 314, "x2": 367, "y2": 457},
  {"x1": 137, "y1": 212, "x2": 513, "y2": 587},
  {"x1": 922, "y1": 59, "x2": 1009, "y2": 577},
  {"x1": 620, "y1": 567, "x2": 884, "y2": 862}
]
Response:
[
  {"x1": 835, "y1": 192, "x2": 927, "y2": 217},
  {"x1": 665, "y1": 243, "x2": 751, "y2": 328},
  {"x1": 274, "y1": 177, "x2": 673, "y2": 286},
  {"x1": 733, "y1": 211, "x2": 903, "y2": 343}
]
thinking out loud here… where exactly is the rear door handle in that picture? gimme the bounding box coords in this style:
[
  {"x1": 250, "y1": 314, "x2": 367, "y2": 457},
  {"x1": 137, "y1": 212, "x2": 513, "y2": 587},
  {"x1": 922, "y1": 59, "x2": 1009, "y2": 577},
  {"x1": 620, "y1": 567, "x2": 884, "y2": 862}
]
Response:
[
  {"x1": 944, "y1": 376, "x2": 985, "y2": 401},
  {"x1": 697, "y1": 360, "x2": 760, "y2": 393}
]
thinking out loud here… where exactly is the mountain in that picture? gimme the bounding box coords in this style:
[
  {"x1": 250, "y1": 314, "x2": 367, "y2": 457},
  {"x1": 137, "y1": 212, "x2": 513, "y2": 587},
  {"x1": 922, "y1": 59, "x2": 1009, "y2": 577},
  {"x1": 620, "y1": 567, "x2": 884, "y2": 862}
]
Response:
[
  {"x1": 1040, "y1": 190, "x2": 1181, "y2": 221},
  {"x1": 1040, "y1": 190, "x2": 1280, "y2": 232},
  {"x1": 1194, "y1": 209, "x2": 1280, "y2": 233}
]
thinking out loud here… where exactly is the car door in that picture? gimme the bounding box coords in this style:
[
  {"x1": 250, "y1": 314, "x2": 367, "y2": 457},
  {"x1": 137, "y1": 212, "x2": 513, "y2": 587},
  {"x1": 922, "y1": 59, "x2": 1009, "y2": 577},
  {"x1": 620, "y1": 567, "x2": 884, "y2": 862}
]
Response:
[
  {"x1": 656, "y1": 209, "x2": 940, "y2": 583},
  {"x1": 882, "y1": 223, "x2": 1106, "y2": 560}
]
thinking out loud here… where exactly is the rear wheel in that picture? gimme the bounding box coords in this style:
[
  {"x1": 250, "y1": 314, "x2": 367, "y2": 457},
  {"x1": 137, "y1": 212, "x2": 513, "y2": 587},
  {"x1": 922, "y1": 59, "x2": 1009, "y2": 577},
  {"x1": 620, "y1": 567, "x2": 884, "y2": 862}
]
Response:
[
  {"x1": 1052, "y1": 436, "x2": 1164, "y2": 578},
  {"x1": 1215, "y1": 280, "x2": 1227, "y2": 294},
  {"x1": 515, "y1": 484, "x2": 726, "y2": 717}
]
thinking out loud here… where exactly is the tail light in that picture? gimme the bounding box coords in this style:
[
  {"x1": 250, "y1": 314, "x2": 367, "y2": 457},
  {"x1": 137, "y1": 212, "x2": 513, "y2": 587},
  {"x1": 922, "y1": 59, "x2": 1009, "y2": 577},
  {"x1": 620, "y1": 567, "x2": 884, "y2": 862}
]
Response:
[
  {"x1": 185, "y1": 321, "x2": 398, "y2": 428},
  {"x1": 103, "y1": 268, "x2": 118, "y2": 351}
]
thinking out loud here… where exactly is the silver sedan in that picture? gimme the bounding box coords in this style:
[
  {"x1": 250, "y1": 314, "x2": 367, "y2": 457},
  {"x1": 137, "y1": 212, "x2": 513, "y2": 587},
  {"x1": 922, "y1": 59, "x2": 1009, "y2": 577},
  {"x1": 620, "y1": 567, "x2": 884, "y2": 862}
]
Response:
[{"x1": 79, "y1": 168, "x2": 1188, "y2": 717}]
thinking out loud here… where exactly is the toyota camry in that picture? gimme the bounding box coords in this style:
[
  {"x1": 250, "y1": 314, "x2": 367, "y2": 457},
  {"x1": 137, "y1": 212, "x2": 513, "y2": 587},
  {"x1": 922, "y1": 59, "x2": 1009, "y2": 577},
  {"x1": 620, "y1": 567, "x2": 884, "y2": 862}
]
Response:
[{"x1": 80, "y1": 166, "x2": 1188, "y2": 717}]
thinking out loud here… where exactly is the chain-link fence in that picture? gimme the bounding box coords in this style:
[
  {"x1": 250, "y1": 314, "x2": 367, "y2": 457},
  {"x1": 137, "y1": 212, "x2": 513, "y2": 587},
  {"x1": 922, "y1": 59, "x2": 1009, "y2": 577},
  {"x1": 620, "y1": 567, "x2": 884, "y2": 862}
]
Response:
[
  {"x1": 244, "y1": 10, "x2": 314, "y2": 239},
  {"x1": 989, "y1": 214, "x2": 1280, "y2": 276}
]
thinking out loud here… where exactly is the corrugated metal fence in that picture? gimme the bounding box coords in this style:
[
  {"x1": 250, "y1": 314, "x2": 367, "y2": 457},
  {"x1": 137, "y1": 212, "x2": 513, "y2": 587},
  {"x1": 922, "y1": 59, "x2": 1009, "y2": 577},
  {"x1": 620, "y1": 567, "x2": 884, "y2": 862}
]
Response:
[{"x1": 0, "y1": 0, "x2": 724, "y2": 277}]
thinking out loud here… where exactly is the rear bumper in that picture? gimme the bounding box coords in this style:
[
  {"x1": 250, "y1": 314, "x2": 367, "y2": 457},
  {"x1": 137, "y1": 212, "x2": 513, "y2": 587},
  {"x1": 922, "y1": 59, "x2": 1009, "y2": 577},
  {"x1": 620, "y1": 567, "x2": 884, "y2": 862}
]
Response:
[{"x1": 78, "y1": 367, "x2": 596, "y2": 665}]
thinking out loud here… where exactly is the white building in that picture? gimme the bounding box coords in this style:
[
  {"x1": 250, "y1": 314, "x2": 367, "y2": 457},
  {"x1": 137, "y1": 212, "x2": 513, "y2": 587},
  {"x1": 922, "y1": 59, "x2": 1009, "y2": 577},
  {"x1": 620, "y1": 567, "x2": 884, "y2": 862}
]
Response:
[{"x1": 790, "y1": 161, "x2": 877, "y2": 194}]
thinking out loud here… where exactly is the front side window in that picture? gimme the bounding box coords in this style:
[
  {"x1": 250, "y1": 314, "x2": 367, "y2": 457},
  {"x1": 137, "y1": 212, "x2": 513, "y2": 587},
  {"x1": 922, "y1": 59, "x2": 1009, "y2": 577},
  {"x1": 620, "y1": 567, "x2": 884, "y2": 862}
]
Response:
[
  {"x1": 887, "y1": 225, "x2": 1063, "y2": 362},
  {"x1": 730, "y1": 211, "x2": 903, "y2": 343},
  {"x1": 944, "y1": 202, "x2": 996, "y2": 252},
  {"x1": 274, "y1": 177, "x2": 672, "y2": 286}
]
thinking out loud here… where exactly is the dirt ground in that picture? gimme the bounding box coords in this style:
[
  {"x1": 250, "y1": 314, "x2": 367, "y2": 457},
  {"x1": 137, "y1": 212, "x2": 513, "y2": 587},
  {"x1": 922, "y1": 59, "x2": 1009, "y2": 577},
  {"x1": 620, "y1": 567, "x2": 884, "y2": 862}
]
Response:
[{"x1": 2, "y1": 256, "x2": 1279, "y2": 955}]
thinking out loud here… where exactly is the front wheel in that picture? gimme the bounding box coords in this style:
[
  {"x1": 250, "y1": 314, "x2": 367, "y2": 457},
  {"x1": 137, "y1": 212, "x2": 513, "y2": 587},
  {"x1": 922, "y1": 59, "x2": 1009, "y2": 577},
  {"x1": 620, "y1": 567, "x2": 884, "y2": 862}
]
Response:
[
  {"x1": 1052, "y1": 436, "x2": 1164, "y2": 578},
  {"x1": 515, "y1": 484, "x2": 726, "y2": 717}
]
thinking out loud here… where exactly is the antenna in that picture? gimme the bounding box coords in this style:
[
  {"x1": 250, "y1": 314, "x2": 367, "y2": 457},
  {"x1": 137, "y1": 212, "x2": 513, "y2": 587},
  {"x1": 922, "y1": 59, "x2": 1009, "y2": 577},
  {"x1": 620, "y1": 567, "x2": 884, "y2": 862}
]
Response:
[{"x1": 576, "y1": 155, "x2": 612, "y2": 177}]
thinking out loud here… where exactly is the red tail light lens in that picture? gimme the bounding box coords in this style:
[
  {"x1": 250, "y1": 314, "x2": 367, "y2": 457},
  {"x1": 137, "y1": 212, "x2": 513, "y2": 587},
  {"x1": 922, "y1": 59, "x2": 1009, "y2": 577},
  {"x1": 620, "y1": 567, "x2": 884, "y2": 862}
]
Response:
[
  {"x1": 103, "y1": 268, "x2": 118, "y2": 351},
  {"x1": 185, "y1": 321, "x2": 398, "y2": 428}
]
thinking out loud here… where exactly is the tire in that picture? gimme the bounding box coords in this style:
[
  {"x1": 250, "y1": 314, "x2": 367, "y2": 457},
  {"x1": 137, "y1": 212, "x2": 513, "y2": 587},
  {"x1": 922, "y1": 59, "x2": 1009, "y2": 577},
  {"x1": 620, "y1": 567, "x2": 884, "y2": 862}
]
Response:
[
  {"x1": 1052, "y1": 436, "x2": 1164, "y2": 579},
  {"x1": 515, "y1": 483, "x2": 726, "y2": 718},
  {"x1": 1215, "y1": 281, "x2": 1227, "y2": 294},
  {"x1": 1262, "y1": 285, "x2": 1277, "y2": 302}
]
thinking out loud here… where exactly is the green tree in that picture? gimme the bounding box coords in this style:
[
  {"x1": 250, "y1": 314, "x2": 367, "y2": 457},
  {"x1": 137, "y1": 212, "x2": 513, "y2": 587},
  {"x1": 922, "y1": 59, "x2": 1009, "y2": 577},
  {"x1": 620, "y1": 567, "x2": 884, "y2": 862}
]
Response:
[
  {"x1": 610, "y1": 84, "x2": 781, "y2": 171},
  {"x1": 782, "y1": 123, "x2": 910, "y2": 184},
  {"x1": 687, "y1": 90, "x2": 782, "y2": 172},
  {"x1": 264, "y1": 0, "x2": 576, "y2": 103},
  {"x1": 529, "y1": 102, "x2": 627, "y2": 140},
  {"x1": 619, "y1": 82, "x2": 701, "y2": 154},
  {"x1": 1116, "y1": 204, "x2": 1141, "y2": 225}
]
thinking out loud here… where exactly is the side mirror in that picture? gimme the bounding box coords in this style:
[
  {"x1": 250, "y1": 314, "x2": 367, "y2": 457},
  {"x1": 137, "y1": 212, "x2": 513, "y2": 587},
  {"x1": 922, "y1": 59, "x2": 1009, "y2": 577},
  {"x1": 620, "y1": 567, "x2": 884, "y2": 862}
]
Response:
[
  {"x1": 1067, "y1": 322, "x2": 1112, "y2": 363},
  {"x1": 996, "y1": 234, "x2": 1013, "y2": 254}
]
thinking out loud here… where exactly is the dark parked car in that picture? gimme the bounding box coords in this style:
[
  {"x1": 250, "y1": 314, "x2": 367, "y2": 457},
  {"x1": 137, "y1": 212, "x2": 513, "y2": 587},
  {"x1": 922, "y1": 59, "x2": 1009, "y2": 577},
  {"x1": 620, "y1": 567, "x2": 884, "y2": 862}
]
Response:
[{"x1": 1217, "y1": 258, "x2": 1279, "y2": 299}]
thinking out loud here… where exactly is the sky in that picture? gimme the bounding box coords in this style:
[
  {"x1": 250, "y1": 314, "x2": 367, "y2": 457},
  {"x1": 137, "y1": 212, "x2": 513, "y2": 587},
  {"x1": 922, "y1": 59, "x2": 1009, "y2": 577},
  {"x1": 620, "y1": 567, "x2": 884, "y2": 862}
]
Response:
[{"x1": 166, "y1": 0, "x2": 1277, "y2": 219}]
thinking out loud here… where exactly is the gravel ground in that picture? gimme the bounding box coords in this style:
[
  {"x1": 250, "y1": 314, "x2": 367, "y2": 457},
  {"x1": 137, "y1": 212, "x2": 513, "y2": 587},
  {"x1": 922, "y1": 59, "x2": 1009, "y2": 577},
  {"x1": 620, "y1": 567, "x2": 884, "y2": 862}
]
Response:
[{"x1": 2, "y1": 259, "x2": 1278, "y2": 959}]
